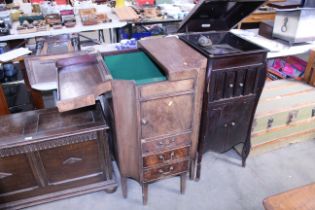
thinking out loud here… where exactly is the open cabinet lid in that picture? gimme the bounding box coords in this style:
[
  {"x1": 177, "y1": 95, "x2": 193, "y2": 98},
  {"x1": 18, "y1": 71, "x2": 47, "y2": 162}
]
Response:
[
  {"x1": 56, "y1": 53, "x2": 112, "y2": 112},
  {"x1": 177, "y1": 0, "x2": 266, "y2": 33}
]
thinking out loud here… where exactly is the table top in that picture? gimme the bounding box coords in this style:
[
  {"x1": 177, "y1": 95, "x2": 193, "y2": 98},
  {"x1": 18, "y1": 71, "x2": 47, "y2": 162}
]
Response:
[
  {"x1": 0, "y1": 5, "x2": 127, "y2": 42},
  {"x1": 231, "y1": 29, "x2": 315, "y2": 59}
]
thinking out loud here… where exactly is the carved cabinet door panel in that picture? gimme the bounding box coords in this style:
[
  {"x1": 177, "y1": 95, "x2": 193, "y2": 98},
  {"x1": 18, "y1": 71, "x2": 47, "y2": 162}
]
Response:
[
  {"x1": 205, "y1": 98, "x2": 255, "y2": 152},
  {"x1": 0, "y1": 154, "x2": 38, "y2": 202},
  {"x1": 39, "y1": 140, "x2": 103, "y2": 185},
  {"x1": 140, "y1": 94, "x2": 194, "y2": 139}
]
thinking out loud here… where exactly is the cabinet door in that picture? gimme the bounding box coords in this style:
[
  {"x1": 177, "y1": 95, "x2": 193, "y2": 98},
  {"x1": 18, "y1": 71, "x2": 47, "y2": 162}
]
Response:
[
  {"x1": 0, "y1": 154, "x2": 38, "y2": 202},
  {"x1": 140, "y1": 94, "x2": 193, "y2": 139},
  {"x1": 205, "y1": 99, "x2": 255, "y2": 152}
]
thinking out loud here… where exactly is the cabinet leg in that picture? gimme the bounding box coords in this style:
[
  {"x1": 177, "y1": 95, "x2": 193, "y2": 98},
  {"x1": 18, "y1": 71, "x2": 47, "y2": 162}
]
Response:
[
  {"x1": 121, "y1": 177, "x2": 127, "y2": 198},
  {"x1": 142, "y1": 183, "x2": 148, "y2": 205},
  {"x1": 180, "y1": 173, "x2": 187, "y2": 194},
  {"x1": 189, "y1": 160, "x2": 195, "y2": 180},
  {"x1": 196, "y1": 162, "x2": 201, "y2": 181}
]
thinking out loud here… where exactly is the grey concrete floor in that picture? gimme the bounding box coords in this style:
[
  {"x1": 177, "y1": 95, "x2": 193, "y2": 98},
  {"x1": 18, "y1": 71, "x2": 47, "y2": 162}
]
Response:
[{"x1": 27, "y1": 140, "x2": 315, "y2": 210}]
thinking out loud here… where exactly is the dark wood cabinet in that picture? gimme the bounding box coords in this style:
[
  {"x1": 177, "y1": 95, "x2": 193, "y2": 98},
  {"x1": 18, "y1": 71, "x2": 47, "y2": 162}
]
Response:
[
  {"x1": 0, "y1": 103, "x2": 117, "y2": 209},
  {"x1": 178, "y1": 0, "x2": 268, "y2": 180}
]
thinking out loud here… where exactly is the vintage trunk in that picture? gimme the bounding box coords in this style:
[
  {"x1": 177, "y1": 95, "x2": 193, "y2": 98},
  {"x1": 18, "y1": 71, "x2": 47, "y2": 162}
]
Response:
[
  {"x1": 0, "y1": 103, "x2": 117, "y2": 210},
  {"x1": 250, "y1": 80, "x2": 315, "y2": 154},
  {"x1": 177, "y1": 0, "x2": 268, "y2": 179}
]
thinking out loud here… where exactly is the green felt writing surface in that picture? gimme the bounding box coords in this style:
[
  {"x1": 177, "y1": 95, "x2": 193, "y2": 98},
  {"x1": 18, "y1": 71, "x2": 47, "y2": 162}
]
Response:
[{"x1": 103, "y1": 51, "x2": 167, "y2": 85}]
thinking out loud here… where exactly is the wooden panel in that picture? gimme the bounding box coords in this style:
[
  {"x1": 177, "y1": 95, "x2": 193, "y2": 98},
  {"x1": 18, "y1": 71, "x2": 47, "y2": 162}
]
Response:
[
  {"x1": 0, "y1": 85, "x2": 9, "y2": 116},
  {"x1": 143, "y1": 161, "x2": 189, "y2": 183},
  {"x1": 111, "y1": 80, "x2": 140, "y2": 181},
  {"x1": 140, "y1": 79, "x2": 194, "y2": 99},
  {"x1": 141, "y1": 133, "x2": 192, "y2": 155},
  {"x1": 212, "y1": 53, "x2": 265, "y2": 70},
  {"x1": 40, "y1": 141, "x2": 102, "y2": 184},
  {"x1": 0, "y1": 154, "x2": 37, "y2": 198},
  {"x1": 57, "y1": 54, "x2": 112, "y2": 112},
  {"x1": 143, "y1": 147, "x2": 189, "y2": 168},
  {"x1": 224, "y1": 71, "x2": 236, "y2": 98},
  {"x1": 140, "y1": 94, "x2": 193, "y2": 139},
  {"x1": 263, "y1": 183, "x2": 315, "y2": 210},
  {"x1": 139, "y1": 37, "x2": 208, "y2": 81}
]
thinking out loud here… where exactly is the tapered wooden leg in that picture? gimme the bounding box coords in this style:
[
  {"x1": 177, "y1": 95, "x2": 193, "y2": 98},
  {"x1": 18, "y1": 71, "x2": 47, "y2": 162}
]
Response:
[
  {"x1": 180, "y1": 173, "x2": 187, "y2": 194},
  {"x1": 121, "y1": 177, "x2": 127, "y2": 198},
  {"x1": 142, "y1": 183, "x2": 148, "y2": 205},
  {"x1": 189, "y1": 160, "x2": 195, "y2": 180}
]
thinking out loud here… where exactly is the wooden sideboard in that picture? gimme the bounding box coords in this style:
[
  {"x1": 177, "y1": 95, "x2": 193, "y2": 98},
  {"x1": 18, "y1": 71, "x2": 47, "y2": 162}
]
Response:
[{"x1": 0, "y1": 103, "x2": 117, "y2": 209}]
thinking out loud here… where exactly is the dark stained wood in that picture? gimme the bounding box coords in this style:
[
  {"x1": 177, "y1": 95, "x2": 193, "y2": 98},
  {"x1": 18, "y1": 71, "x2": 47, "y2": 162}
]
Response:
[
  {"x1": 0, "y1": 84, "x2": 9, "y2": 115},
  {"x1": 263, "y1": 183, "x2": 315, "y2": 210},
  {"x1": 179, "y1": 32, "x2": 267, "y2": 180},
  {"x1": 0, "y1": 103, "x2": 117, "y2": 209}
]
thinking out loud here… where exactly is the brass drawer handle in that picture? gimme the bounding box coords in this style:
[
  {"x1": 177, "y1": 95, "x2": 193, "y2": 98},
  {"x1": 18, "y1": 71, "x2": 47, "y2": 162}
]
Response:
[
  {"x1": 158, "y1": 138, "x2": 176, "y2": 147},
  {"x1": 159, "y1": 151, "x2": 175, "y2": 161},
  {"x1": 158, "y1": 166, "x2": 174, "y2": 175}
]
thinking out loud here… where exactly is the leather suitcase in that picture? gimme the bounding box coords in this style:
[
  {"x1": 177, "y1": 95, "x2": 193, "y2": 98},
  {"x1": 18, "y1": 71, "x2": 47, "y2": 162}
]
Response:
[{"x1": 250, "y1": 80, "x2": 315, "y2": 154}]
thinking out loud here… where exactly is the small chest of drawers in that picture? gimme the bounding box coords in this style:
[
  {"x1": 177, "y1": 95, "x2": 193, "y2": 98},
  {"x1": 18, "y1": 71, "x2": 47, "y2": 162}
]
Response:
[{"x1": 0, "y1": 103, "x2": 117, "y2": 209}]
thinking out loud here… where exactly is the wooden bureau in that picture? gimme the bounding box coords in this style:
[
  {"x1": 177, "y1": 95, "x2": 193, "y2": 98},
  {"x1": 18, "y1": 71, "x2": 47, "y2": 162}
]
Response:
[
  {"x1": 0, "y1": 103, "x2": 117, "y2": 209},
  {"x1": 102, "y1": 38, "x2": 207, "y2": 204}
]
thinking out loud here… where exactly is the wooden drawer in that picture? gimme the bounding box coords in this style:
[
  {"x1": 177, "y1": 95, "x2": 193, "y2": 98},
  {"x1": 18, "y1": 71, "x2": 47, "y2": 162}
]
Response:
[
  {"x1": 143, "y1": 160, "x2": 189, "y2": 183},
  {"x1": 0, "y1": 154, "x2": 38, "y2": 198},
  {"x1": 141, "y1": 133, "x2": 191, "y2": 155},
  {"x1": 140, "y1": 94, "x2": 194, "y2": 139},
  {"x1": 143, "y1": 147, "x2": 189, "y2": 168},
  {"x1": 140, "y1": 79, "x2": 194, "y2": 98},
  {"x1": 40, "y1": 140, "x2": 103, "y2": 185}
]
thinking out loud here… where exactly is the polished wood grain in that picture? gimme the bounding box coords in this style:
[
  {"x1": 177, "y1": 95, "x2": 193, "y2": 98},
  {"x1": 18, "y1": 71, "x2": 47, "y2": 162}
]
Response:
[
  {"x1": 143, "y1": 147, "x2": 189, "y2": 168},
  {"x1": 143, "y1": 161, "x2": 189, "y2": 182},
  {"x1": 141, "y1": 133, "x2": 192, "y2": 155},
  {"x1": 263, "y1": 183, "x2": 315, "y2": 210},
  {"x1": 0, "y1": 84, "x2": 9, "y2": 116}
]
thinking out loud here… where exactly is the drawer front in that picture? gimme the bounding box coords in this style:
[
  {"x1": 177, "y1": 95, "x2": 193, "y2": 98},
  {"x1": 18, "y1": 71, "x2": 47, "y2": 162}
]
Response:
[
  {"x1": 210, "y1": 65, "x2": 264, "y2": 101},
  {"x1": 40, "y1": 140, "x2": 102, "y2": 184},
  {"x1": 143, "y1": 147, "x2": 190, "y2": 168},
  {"x1": 140, "y1": 79, "x2": 194, "y2": 98},
  {"x1": 140, "y1": 94, "x2": 194, "y2": 139},
  {"x1": 142, "y1": 133, "x2": 191, "y2": 155},
  {"x1": 143, "y1": 161, "x2": 189, "y2": 182},
  {"x1": 0, "y1": 154, "x2": 38, "y2": 197}
]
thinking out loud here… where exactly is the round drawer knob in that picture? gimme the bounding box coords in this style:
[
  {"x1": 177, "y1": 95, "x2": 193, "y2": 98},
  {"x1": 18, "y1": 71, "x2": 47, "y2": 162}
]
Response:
[
  {"x1": 231, "y1": 122, "x2": 236, "y2": 126},
  {"x1": 141, "y1": 119, "x2": 148, "y2": 125},
  {"x1": 229, "y1": 84, "x2": 234, "y2": 88},
  {"x1": 159, "y1": 155, "x2": 164, "y2": 160},
  {"x1": 224, "y1": 123, "x2": 228, "y2": 128},
  {"x1": 170, "y1": 166, "x2": 174, "y2": 171},
  {"x1": 239, "y1": 83, "x2": 244, "y2": 87}
]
